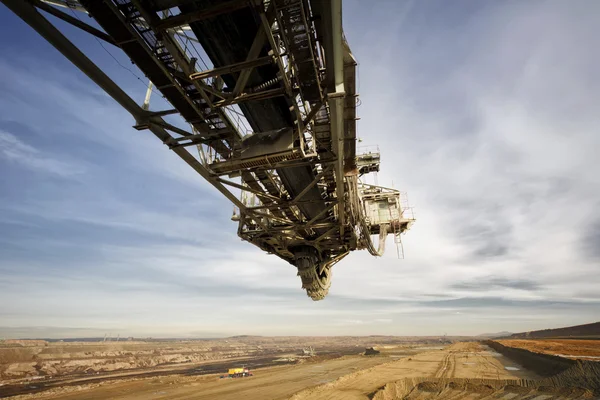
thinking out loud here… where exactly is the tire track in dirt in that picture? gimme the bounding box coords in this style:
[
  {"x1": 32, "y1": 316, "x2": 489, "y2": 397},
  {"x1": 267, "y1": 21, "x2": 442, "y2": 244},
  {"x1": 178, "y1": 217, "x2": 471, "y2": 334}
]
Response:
[
  {"x1": 434, "y1": 343, "x2": 509, "y2": 381},
  {"x1": 448, "y1": 351, "x2": 457, "y2": 378},
  {"x1": 476, "y1": 352, "x2": 493, "y2": 379},
  {"x1": 434, "y1": 350, "x2": 459, "y2": 379},
  {"x1": 433, "y1": 353, "x2": 450, "y2": 378},
  {"x1": 479, "y1": 351, "x2": 503, "y2": 379}
]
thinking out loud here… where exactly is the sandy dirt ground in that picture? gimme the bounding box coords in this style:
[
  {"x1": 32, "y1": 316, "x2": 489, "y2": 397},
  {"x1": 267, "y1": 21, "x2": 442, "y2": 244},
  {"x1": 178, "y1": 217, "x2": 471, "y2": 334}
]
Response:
[
  {"x1": 0, "y1": 336, "x2": 453, "y2": 383},
  {"x1": 370, "y1": 379, "x2": 596, "y2": 400},
  {"x1": 290, "y1": 342, "x2": 538, "y2": 400},
  {"x1": 9, "y1": 342, "x2": 539, "y2": 400},
  {"x1": 11, "y1": 355, "x2": 391, "y2": 400},
  {"x1": 497, "y1": 339, "x2": 600, "y2": 359}
]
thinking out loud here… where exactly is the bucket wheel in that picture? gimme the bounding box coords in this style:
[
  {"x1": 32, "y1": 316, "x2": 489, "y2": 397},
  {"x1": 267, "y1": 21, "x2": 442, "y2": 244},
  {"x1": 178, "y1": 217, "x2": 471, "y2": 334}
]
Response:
[{"x1": 294, "y1": 247, "x2": 331, "y2": 301}]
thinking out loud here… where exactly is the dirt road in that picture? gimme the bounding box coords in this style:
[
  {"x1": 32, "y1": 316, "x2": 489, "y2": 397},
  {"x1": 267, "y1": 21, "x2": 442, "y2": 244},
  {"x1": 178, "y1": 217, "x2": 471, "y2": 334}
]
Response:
[
  {"x1": 433, "y1": 342, "x2": 529, "y2": 379},
  {"x1": 11, "y1": 342, "x2": 539, "y2": 400}
]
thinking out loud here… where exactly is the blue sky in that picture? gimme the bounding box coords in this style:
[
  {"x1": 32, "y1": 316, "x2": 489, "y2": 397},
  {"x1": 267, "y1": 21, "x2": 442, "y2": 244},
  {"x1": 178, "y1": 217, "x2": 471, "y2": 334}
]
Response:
[{"x1": 1, "y1": 0, "x2": 599, "y2": 338}]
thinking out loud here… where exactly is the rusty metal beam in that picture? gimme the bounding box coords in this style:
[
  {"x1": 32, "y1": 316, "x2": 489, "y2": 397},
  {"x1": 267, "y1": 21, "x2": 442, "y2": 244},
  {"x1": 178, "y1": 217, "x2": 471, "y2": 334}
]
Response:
[
  {"x1": 305, "y1": 201, "x2": 336, "y2": 227},
  {"x1": 290, "y1": 164, "x2": 333, "y2": 205},
  {"x1": 257, "y1": 4, "x2": 293, "y2": 98},
  {"x1": 189, "y1": 56, "x2": 273, "y2": 81},
  {"x1": 193, "y1": 80, "x2": 227, "y2": 100},
  {"x1": 169, "y1": 139, "x2": 210, "y2": 149},
  {"x1": 31, "y1": 0, "x2": 117, "y2": 45},
  {"x1": 244, "y1": 222, "x2": 335, "y2": 234},
  {"x1": 319, "y1": 250, "x2": 348, "y2": 274},
  {"x1": 246, "y1": 198, "x2": 335, "y2": 212},
  {"x1": 328, "y1": 0, "x2": 346, "y2": 238},
  {"x1": 210, "y1": 159, "x2": 335, "y2": 176},
  {"x1": 167, "y1": 67, "x2": 226, "y2": 99},
  {"x1": 147, "y1": 108, "x2": 179, "y2": 117},
  {"x1": 251, "y1": 210, "x2": 295, "y2": 226},
  {"x1": 314, "y1": 225, "x2": 339, "y2": 243},
  {"x1": 232, "y1": 16, "x2": 269, "y2": 96},
  {"x1": 125, "y1": 1, "x2": 241, "y2": 148},
  {"x1": 302, "y1": 101, "x2": 323, "y2": 127},
  {"x1": 149, "y1": 120, "x2": 193, "y2": 137},
  {"x1": 96, "y1": 0, "x2": 210, "y2": 130},
  {"x1": 213, "y1": 87, "x2": 285, "y2": 107},
  {"x1": 130, "y1": 0, "x2": 215, "y2": 113},
  {"x1": 154, "y1": 0, "x2": 251, "y2": 31},
  {"x1": 217, "y1": 177, "x2": 282, "y2": 203}
]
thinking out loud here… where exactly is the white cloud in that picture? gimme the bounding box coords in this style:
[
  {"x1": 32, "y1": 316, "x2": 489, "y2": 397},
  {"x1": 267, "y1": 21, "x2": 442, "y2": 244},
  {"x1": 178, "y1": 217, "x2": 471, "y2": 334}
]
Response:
[
  {"x1": 0, "y1": 130, "x2": 83, "y2": 177},
  {"x1": 335, "y1": 319, "x2": 365, "y2": 325},
  {"x1": 340, "y1": 0, "x2": 600, "y2": 304}
]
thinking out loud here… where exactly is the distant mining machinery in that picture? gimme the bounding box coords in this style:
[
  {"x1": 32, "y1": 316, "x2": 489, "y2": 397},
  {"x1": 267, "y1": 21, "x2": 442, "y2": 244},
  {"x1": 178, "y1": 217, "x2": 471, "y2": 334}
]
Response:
[{"x1": 3, "y1": 0, "x2": 415, "y2": 300}]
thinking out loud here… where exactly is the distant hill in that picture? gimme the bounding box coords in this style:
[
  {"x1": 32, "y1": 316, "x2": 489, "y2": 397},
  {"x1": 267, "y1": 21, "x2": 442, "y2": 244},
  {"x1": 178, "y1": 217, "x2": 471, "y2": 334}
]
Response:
[
  {"x1": 509, "y1": 321, "x2": 600, "y2": 339},
  {"x1": 228, "y1": 335, "x2": 263, "y2": 339},
  {"x1": 477, "y1": 331, "x2": 513, "y2": 338}
]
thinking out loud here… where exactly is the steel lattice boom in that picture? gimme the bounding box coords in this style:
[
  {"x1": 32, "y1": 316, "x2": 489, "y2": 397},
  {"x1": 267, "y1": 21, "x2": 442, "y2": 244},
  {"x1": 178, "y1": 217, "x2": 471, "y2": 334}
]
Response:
[{"x1": 2, "y1": 0, "x2": 415, "y2": 300}]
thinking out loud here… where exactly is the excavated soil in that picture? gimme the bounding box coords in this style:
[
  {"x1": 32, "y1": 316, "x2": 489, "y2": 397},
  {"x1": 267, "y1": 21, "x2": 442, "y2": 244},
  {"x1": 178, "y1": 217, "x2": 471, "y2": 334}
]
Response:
[
  {"x1": 291, "y1": 342, "x2": 600, "y2": 400},
  {"x1": 0, "y1": 337, "x2": 440, "y2": 398},
  {"x1": 289, "y1": 342, "x2": 538, "y2": 400},
  {"x1": 497, "y1": 339, "x2": 600, "y2": 359},
  {"x1": 369, "y1": 356, "x2": 600, "y2": 399},
  {"x1": 0, "y1": 336, "x2": 441, "y2": 383},
  {"x1": 370, "y1": 358, "x2": 600, "y2": 399},
  {"x1": 370, "y1": 378, "x2": 596, "y2": 399}
]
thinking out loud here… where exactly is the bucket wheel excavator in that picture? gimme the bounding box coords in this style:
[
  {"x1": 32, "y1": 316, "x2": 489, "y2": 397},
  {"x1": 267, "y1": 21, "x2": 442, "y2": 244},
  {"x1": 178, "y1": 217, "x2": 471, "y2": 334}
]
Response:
[{"x1": 2, "y1": 0, "x2": 415, "y2": 300}]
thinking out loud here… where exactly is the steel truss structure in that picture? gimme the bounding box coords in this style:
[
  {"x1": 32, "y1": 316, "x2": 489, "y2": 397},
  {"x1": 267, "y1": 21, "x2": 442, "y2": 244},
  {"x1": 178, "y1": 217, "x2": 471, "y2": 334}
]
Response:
[{"x1": 2, "y1": 0, "x2": 415, "y2": 300}]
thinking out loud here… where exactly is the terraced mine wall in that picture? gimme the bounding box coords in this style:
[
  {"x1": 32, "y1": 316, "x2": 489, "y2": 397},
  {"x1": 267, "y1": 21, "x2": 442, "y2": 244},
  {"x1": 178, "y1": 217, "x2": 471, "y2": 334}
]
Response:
[
  {"x1": 369, "y1": 341, "x2": 600, "y2": 399},
  {"x1": 484, "y1": 340, "x2": 574, "y2": 377},
  {"x1": 485, "y1": 340, "x2": 600, "y2": 395}
]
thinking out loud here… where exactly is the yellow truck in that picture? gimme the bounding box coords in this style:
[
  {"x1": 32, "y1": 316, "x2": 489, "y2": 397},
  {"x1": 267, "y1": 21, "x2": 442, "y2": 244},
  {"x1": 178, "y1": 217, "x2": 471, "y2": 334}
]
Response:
[{"x1": 221, "y1": 367, "x2": 252, "y2": 378}]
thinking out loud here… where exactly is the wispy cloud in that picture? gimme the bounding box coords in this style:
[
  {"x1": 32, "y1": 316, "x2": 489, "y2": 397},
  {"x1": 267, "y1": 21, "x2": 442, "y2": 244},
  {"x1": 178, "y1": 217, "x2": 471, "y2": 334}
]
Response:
[
  {"x1": 581, "y1": 218, "x2": 600, "y2": 261},
  {"x1": 450, "y1": 277, "x2": 542, "y2": 292},
  {"x1": 0, "y1": 130, "x2": 83, "y2": 177}
]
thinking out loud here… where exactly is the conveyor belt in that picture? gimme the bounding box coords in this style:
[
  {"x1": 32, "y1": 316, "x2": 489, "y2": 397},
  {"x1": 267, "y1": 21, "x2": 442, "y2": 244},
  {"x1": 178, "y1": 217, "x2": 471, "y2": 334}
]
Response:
[{"x1": 182, "y1": 0, "x2": 328, "y2": 222}]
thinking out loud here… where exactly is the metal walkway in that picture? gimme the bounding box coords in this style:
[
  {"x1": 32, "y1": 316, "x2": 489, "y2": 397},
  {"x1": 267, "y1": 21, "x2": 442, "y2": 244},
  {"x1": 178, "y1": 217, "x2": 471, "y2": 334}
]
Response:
[{"x1": 2, "y1": 0, "x2": 415, "y2": 300}]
